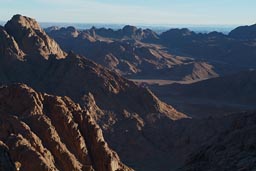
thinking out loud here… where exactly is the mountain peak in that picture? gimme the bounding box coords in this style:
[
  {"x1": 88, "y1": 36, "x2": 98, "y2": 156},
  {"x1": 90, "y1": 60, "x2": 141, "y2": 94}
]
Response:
[
  {"x1": 123, "y1": 25, "x2": 137, "y2": 33},
  {"x1": 4, "y1": 14, "x2": 66, "y2": 59},
  {"x1": 9, "y1": 14, "x2": 41, "y2": 30}
]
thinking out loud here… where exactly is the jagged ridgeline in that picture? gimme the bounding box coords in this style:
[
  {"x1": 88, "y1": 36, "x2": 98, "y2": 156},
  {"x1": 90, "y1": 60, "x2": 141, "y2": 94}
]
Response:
[{"x1": 0, "y1": 84, "x2": 133, "y2": 171}]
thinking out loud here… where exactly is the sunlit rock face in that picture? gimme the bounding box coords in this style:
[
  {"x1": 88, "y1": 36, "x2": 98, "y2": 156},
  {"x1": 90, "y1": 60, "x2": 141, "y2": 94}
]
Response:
[{"x1": 0, "y1": 84, "x2": 133, "y2": 171}]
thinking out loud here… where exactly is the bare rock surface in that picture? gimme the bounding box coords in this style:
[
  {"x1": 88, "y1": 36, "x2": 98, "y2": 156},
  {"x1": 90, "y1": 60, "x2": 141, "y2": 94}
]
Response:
[
  {"x1": 0, "y1": 84, "x2": 133, "y2": 171},
  {"x1": 5, "y1": 14, "x2": 66, "y2": 59}
]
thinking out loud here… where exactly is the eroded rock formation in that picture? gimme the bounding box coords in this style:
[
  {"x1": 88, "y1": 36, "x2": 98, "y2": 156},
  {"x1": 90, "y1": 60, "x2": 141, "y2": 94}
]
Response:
[{"x1": 0, "y1": 84, "x2": 133, "y2": 171}]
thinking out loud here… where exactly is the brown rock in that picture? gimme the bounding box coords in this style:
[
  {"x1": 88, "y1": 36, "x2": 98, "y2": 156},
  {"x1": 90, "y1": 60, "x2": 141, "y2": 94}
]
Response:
[
  {"x1": 0, "y1": 26, "x2": 24, "y2": 60},
  {"x1": 0, "y1": 84, "x2": 133, "y2": 171},
  {"x1": 4, "y1": 14, "x2": 66, "y2": 59}
]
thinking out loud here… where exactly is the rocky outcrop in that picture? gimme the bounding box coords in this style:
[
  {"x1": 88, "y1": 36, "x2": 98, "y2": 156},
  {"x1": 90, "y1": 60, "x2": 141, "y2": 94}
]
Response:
[
  {"x1": 0, "y1": 84, "x2": 133, "y2": 171},
  {"x1": 5, "y1": 14, "x2": 66, "y2": 59}
]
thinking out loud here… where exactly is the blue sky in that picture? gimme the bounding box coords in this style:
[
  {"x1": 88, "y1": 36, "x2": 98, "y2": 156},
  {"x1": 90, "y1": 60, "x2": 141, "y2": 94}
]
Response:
[{"x1": 0, "y1": 0, "x2": 255, "y2": 25}]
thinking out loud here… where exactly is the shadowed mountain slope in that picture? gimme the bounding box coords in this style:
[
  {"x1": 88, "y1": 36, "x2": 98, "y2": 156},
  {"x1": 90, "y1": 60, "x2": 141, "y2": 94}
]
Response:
[
  {"x1": 229, "y1": 23, "x2": 256, "y2": 40},
  {"x1": 160, "y1": 27, "x2": 256, "y2": 68},
  {"x1": 162, "y1": 70, "x2": 256, "y2": 105},
  {"x1": 47, "y1": 26, "x2": 221, "y2": 81}
]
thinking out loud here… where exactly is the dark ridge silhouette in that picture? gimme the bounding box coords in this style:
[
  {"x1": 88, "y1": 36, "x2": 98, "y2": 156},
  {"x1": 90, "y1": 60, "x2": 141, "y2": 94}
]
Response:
[{"x1": 229, "y1": 23, "x2": 256, "y2": 40}]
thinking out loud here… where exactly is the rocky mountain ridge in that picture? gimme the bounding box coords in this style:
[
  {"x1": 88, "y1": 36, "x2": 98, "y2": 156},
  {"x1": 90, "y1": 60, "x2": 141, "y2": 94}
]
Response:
[
  {"x1": 46, "y1": 23, "x2": 256, "y2": 81},
  {"x1": 47, "y1": 26, "x2": 222, "y2": 81},
  {"x1": 0, "y1": 83, "x2": 133, "y2": 171}
]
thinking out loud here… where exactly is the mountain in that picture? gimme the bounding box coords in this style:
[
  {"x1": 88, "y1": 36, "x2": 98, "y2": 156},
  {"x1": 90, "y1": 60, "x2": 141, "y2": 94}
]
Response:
[
  {"x1": 160, "y1": 27, "x2": 256, "y2": 68},
  {"x1": 0, "y1": 14, "x2": 187, "y2": 171},
  {"x1": 47, "y1": 26, "x2": 220, "y2": 81},
  {"x1": 0, "y1": 84, "x2": 132, "y2": 171},
  {"x1": 5, "y1": 14, "x2": 66, "y2": 59},
  {"x1": 229, "y1": 23, "x2": 256, "y2": 40},
  {"x1": 47, "y1": 24, "x2": 256, "y2": 77},
  {"x1": 85, "y1": 25, "x2": 159, "y2": 42}
]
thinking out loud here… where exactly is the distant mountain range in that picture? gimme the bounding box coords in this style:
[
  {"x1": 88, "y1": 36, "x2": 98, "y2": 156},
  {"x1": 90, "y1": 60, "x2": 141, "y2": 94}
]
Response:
[
  {"x1": 46, "y1": 23, "x2": 256, "y2": 82},
  {"x1": 0, "y1": 19, "x2": 238, "y2": 34},
  {"x1": 41, "y1": 22, "x2": 237, "y2": 34}
]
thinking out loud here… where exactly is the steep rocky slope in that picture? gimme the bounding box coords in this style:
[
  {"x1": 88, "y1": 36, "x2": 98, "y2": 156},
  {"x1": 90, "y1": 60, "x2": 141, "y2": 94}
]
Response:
[
  {"x1": 0, "y1": 14, "x2": 187, "y2": 170},
  {"x1": 136, "y1": 111, "x2": 256, "y2": 171},
  {"x1": 5, "y1": 14, "x2": 66, "y2": 59},
  {"x1": 0, "y1": 84, "x2": 133, "y2": 171},
  {"x1": 179, "y1": 112, "x2": 256, "y2": 171}
]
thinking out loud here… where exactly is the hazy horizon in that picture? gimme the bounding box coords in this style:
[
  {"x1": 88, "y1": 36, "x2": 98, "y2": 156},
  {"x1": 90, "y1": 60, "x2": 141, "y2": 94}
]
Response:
[
  {"x1": 0, "y1": 0, "x2": 255, "y2": 25},
  {"x1": 0, "y1": 20, "x2": 239, "y2": 34}
]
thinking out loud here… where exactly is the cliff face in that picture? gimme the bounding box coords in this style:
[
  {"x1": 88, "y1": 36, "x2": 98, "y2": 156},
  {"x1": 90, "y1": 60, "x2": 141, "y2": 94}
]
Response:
[{"x1": 0, "y1": 84, "x2": 133, "y2": 171}]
